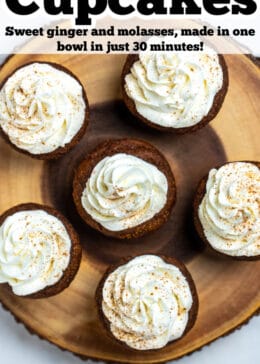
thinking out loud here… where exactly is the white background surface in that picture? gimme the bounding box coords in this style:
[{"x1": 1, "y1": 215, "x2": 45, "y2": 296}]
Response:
[{"x1": 0, "y1": 8, "x2": 259, "y2": 363}]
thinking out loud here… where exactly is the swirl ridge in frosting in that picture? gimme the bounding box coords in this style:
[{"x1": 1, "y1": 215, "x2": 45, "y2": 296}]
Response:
[
  {"x1": 0, "y1": 210, "x2": 71, "y2": 295},
  {"x1": 0, "y1": 63, "x2": 86, "y2": 154},
  {"x1": 125, "y1": 37, "x2": 223, "y2": 128},
  {"x1": 81, "y1": 153, "x2": 168, "y2": 231},
  {"x1": 199, "y1": 162, "x2": 260, "y2": 257},
  {"x1": 101, "y1": 255, "x2": 193, "y2": 350}
]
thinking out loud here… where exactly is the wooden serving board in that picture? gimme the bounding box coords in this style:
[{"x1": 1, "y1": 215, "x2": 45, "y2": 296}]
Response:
[{"x1": 0, "y1": 53, "x2": 259, "y2": 364}]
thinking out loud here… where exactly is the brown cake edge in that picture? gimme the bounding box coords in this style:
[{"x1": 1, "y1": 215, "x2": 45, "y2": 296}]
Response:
[
  {"x1": 121, "y1": 54, "x2": 229, "y2": 134},
  {"x1": 95, "y1": 254, "x2": 199, "y2": 352},
  {"x1": 72, "y1": 138, "x2": 176, "y2": 239},
  {"x1": 0, "y1": 61, "x2": 90, "y2": 160},
  {"x1": 193, "y1": 161, "x2": 260, "y2": 261},
  {"x1": 0, "y1": 203, "x2": 82, "y2": 298}
]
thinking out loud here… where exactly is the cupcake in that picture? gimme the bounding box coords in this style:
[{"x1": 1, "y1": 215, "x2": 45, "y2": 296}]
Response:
[
  {"x1": 194, "y1": 162, "x2": 260, "y2": 260},
  {"x1": 96, "y1": 254, "x2": 198, "y2": 351},
  {"x1": 0, "y1": 203, "x2": 82, "y2": 298},
  {"x1": 73, "y1": 139, "x2": 176, "y2": 239},
  {"x1": 122, "y1": 36, "x2": 228, "y2": 133},
  {"x1": 0, "y1": 62, "x2": 89, "y2": 159}
]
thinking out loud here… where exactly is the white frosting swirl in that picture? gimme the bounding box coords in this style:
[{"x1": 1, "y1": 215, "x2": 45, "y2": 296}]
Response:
[
  {"x1": 102, "y1": 255, "x2": 193, "y2": 350},
  {"x1": 0, "y1": 210, "x2": 71, "y2": 295},
  {"x1": 81, "y1": 153, "x2": 168, "y2": 231},
  {"x1": 125, "y1": 37, "x2": 223, "y2": 128},
  {"x1": 199, "y1": 162, "x2": 260, "y2": 257},
  {"x1": 0, "y1": 63, "x2": 86, "y2": 154}
]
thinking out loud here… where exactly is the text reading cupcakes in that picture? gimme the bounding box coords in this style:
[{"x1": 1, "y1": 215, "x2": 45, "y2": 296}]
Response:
[
  {"x1": 0, "y1": 62, "x2": 89, "y2": 159},
  {"x1": 96, "y1": 254, "x2": 198, "y2": 350},
  {"x1": 0, "y1": 203, "x2": 82, "y2": 298},
  {"x1": 122, "y1": 37, "x2": 228, "y2": 133},
  {"x1": 73, "y1": 139, "x2": 176, "y2": 239},
  {"x1": 194, "y1": 161, "x2": 260, "y2": 260}
]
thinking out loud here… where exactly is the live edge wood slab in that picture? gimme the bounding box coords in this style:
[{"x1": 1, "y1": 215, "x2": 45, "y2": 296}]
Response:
[{"x1": 0, "y1": 53, "x2": 259, "y2": 363}]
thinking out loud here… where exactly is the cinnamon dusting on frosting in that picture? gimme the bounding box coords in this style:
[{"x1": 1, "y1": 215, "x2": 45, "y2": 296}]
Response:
[
  {"x1": 199, "y1": 162, "x2": 260, "y2": 257},
  {"x1": 81, "y1": 153, "x2": 168, "y2": 231},
  {"x1": 101, "y1": 255, "x2": 193, "y2": 350},
  {"x1": 0, "y1": 63, "x2": 86, "y2": 155}
]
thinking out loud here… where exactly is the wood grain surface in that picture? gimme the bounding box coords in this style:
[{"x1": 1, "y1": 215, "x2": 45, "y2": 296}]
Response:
[{"x1": 0, "y1": 53, "x2": 259, "y2": 363}]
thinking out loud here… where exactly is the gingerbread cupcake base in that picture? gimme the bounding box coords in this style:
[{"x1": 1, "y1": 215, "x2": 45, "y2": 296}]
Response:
[
  {"x1": 73, "y1": 138, "x2": 176, "y2": 239},
  {"x1": 0, "y1": 203, "x2": 82, "y2": 298},
  {"x1": 121, "y1": 54, "x2": 229, "y2": 134},
  {"x1": 0, "y1": 61, "x2": 89, "y2": 160},
  {"x1": 96, "y1": 254, "x2": 199, "y2": 352}
]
